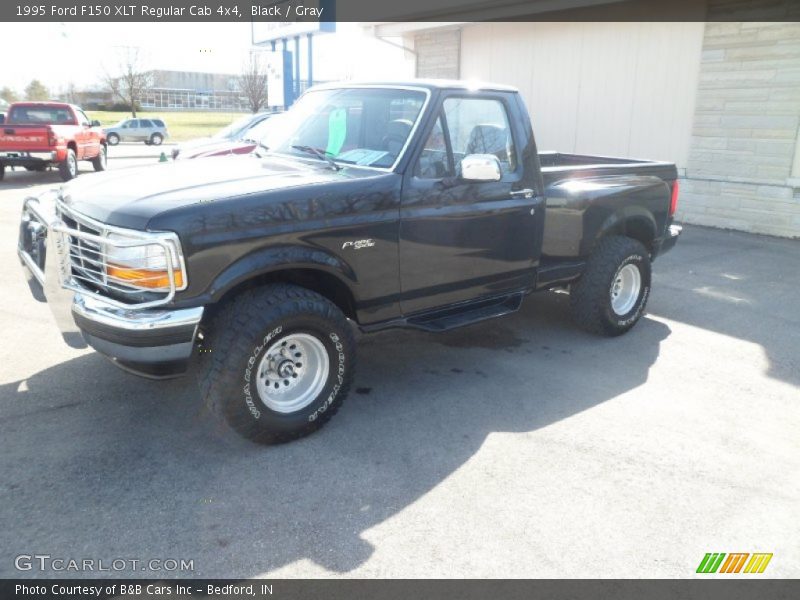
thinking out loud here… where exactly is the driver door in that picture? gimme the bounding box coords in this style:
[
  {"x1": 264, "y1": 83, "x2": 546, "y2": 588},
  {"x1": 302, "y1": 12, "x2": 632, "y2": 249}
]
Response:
[
  {"x1": 399, "y1": 94, "x2": 541, "y2": 315},
  {"x1": 119, "y1": 119, "x2": 134, "y2": 141},
  {"x1": 76, "y1": 109, "x2": 99, "y2": 158}
]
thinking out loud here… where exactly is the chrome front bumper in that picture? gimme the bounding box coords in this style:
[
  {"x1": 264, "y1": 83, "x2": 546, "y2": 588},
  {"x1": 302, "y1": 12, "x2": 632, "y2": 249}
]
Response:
[{"x1": 18, "y1": 193, "x2": 203, "y2": 378}]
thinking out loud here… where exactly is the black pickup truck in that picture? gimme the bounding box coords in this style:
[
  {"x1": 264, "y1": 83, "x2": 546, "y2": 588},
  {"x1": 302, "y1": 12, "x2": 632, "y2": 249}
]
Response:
[{"x1": 19, "y1": 80, "x2": 681, "y2": 444}]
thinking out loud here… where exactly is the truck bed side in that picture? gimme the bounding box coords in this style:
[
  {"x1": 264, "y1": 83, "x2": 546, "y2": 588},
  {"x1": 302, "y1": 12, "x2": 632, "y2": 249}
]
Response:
[{"x1": 536, "y1": 152, "x2": 678, "y2": 289}]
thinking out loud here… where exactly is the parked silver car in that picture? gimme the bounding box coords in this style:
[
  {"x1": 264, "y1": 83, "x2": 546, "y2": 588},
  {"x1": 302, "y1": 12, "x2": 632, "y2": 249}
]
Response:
[{"x1": 104, "y1": 117, "x2": 169, "y2": 146}]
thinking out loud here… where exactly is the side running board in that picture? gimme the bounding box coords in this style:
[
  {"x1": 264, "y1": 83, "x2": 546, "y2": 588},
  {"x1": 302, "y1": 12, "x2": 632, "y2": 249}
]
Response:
[{"x1": 405, "y1": 293, "x2": 524, "y2": 332}]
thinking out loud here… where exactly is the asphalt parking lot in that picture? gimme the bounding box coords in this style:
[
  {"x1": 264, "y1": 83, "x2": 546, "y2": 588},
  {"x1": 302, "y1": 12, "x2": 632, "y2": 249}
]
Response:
[{"x1": 0, "y1": 154, "x2": 798, "y2": 578}]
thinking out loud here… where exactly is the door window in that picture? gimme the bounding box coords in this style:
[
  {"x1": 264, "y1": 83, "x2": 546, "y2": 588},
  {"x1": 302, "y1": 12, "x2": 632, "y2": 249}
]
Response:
[
  {"x1": 414, "y1": 115, "x2": 453, "y2": 179},
  {"x1": 140, "y1": 119, "x2": 154, "y2": 128},
  {"x1": 442, "y1": 97, "x2": 517, "y2": 174},
  {"x1": 76, "y1": 110, "x2": 90, "y2": 126}
]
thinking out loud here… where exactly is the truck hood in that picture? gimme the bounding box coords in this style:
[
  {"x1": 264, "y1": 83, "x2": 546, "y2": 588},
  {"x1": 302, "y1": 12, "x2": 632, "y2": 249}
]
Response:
[{"x1": 59, "y1": 154, "x2": 373, "y2": 230}]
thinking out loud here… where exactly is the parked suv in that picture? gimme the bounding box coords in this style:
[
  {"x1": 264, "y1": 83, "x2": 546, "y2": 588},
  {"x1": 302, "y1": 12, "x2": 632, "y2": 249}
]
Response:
[{"x1": 105, "y1": 117, "x2": 168, "y2": 146}]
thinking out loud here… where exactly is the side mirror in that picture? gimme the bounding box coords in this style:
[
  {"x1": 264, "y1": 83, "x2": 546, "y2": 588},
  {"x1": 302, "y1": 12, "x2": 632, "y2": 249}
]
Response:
[
  {"x1": 460, "y1": 154, "x2": 502, "y2": 182},
  {"x1": 91, "y1": 120, "x2": 101, "y2": 127}
]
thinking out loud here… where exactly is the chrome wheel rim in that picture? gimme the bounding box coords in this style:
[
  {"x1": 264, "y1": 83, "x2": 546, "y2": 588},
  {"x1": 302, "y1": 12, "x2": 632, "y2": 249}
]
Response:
[
  {"x1": 100, "y1": 148, "x2": 107, "y2": 167},
  {"x1": 610, "y1": 263, "x2": 641, "y2": 316},
  {"x1": 256, "y1": 333, "x2": 329, "y2": 414},
  {"x1": 68, "y1": 155, "x2": 76, "y2": 176}
]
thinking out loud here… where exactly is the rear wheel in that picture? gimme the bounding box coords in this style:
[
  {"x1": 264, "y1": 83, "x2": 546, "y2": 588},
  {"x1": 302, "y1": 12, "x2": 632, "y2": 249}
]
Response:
[
  {"x1": 569, "y1": 236, "x2": 651, "y2": 336},
  {"x1": 58, "y1": 149, "x2": 78, "y2": 181},
  {"x1": 198, "y1": 284, "x2": 356, "y2": 444},
  {"x1": 91, "y1": 145, "x2": 107, "y2": 171}
]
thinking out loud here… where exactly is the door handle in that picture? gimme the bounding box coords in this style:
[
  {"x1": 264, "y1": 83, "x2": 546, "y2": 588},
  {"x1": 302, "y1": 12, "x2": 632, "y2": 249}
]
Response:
[{"x1": 510, "y1": 189, "x2": 534, "y2": 199}]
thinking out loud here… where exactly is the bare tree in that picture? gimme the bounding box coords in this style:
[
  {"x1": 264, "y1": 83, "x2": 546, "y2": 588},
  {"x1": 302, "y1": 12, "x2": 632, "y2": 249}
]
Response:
[
  {"x1": 62, "y1": 82, "x2": 79, "y2": 104},
  {"x1": 239, "y1": 53, "x2": 269, "y2": 113},
  {"x1": 104, "y1": 47, "x2": 153, "y2": 117}
]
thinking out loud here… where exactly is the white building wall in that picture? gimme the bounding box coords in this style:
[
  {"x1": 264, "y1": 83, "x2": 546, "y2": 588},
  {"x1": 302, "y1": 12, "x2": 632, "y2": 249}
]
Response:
[{"x1": 459, "y1": 22, "x2": 705, "y2": 170}]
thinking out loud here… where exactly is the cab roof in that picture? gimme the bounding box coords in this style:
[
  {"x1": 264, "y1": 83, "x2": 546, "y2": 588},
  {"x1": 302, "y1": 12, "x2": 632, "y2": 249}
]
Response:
[{"x1": 312, "y1": 79, "x2": 519, "y2": 93}]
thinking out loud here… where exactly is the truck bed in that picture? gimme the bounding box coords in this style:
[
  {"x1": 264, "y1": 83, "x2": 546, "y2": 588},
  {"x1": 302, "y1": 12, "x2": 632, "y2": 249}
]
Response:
[{"x1": 538, "y1": 151, "x2": 677, "y2": 187}]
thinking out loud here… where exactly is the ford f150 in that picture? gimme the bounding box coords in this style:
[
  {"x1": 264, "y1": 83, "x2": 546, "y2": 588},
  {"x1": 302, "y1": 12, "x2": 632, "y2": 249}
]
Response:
[{"x1": 18, "y1": 80, "x2": 681, "y2": 444}]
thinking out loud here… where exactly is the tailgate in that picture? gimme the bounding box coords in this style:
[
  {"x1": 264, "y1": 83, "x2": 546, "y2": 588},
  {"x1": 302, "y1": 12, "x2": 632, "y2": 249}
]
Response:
[{"x1": 0, "y1": 126, "x2": 50, "y2": 151}]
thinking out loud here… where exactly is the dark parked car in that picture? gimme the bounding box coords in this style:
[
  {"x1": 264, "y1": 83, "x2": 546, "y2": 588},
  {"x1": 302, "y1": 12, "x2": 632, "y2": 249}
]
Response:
[
  {"x1": 171, "y1": 111, "x2": 280, "y2": 159},
  {"x1": 19, "y1": 80, "x2": 680, "y2": 444}
]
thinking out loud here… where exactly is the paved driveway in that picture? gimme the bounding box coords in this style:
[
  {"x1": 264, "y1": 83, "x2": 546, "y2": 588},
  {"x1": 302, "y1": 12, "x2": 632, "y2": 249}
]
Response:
[{"x1": 0, "y1": 161, "x2": 797, "y2": 578}]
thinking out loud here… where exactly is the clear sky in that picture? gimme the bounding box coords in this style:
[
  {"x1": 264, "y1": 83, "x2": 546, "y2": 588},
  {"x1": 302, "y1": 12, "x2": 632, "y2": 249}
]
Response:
[
  {"x1": 0, "y1": 22, "x2": 254, "y2": 93},
  {"x1": 0, "y1": 22, "x2": 411, "y2": 96}
]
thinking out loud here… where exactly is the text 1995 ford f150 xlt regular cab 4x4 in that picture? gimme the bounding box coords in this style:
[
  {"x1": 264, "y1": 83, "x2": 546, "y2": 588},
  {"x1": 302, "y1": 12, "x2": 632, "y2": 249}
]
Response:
[{"x1": 19, "y1": 81, "x2": 681, "y2": 444}]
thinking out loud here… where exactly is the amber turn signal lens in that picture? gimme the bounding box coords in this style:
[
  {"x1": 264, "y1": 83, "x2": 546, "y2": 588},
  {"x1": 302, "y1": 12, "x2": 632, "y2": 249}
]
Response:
[{"x1": 107, "y1": 264, "x2": 184, "y2": 289}]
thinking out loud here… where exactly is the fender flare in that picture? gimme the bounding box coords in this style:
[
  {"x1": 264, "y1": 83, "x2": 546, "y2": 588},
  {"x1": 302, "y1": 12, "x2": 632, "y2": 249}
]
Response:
[
  {"x1": 205, "y1": 244, "x2": 359, "y2": 305},
  {"x1": 589, "y1": 203, "x2": 660, "y2": 257}
]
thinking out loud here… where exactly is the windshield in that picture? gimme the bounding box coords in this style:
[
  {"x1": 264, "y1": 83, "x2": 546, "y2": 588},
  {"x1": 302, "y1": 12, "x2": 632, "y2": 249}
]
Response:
[
  {"x1": 214, "y1": 114, "x2": 260, "y2": 140},
  {"x1": 266, "y1": 87, "x2": 427, "y2": 168}
]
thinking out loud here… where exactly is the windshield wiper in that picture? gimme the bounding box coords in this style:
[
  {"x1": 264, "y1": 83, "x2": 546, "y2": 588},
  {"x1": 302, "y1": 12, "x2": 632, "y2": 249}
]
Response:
[{"x1": 291, "y1": 145, "x2": 341, "y2": 171}]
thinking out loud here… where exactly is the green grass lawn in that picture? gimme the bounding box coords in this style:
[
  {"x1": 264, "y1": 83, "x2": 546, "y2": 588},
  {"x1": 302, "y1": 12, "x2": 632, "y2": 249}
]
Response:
[{"x1": 86, "y1": 111, "x2": 249, "y2": 142}]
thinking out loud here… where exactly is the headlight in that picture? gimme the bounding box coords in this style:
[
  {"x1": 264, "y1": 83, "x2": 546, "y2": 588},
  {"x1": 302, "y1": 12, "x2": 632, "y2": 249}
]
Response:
[{"x1": 105, "y1": 233, "x2": 185, "y2": 290}]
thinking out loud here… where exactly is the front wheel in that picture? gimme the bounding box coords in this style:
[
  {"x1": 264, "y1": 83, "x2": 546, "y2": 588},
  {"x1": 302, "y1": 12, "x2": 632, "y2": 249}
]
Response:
[
  {"x1": 198, "y1": 284, "x2": 356, "y2": 444},
  {"x1": 107, "y1": 133, "x2": 120, "y2": 146},
  {"x1": 569, "y1": 236, "x2": 651, "y2": 336},
  {"x1": 149, "y1": 133, "x2": 163, "y2": 146}
]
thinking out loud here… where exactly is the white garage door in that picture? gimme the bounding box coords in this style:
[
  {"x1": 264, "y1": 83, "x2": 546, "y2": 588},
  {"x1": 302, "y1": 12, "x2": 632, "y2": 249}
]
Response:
[{"x1": 460, "y1": 22, "x2": 705, "y2": 169}]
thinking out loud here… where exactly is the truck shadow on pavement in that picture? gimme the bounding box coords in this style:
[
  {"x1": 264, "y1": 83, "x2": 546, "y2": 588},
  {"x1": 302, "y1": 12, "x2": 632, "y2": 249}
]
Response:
[{"x1": 0, "y1": 291, "x2": 669, "y2": 577}]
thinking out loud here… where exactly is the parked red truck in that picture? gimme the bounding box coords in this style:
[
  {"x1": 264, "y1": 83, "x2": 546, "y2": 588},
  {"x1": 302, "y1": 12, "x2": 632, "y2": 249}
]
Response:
[{"x1": 0, "y1": 102, "x2": 107, "y2": 181}]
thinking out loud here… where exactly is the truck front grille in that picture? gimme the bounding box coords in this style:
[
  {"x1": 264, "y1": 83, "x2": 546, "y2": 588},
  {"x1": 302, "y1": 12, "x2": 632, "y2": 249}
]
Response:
[
  {"x1": 54, "y1": 203, "x2": 182, "y2": 308},
  {"x1": 60, "y1": 212, "x2": 107, "y2": 292}
]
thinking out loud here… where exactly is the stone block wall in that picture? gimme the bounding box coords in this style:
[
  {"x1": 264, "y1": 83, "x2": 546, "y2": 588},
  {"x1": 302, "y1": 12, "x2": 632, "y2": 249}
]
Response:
[
  {"x1": 681, "y1": 7, "x2": 800, "y2": 238},
  {"x1": 414, "y1": 29, "x2": 461, "y2": 80}
]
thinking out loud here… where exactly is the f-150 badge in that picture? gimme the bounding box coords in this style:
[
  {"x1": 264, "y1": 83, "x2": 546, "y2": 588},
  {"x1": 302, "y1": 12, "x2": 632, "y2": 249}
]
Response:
[{"x1": 342, "y1": 239, "x2": 375, "y2": 250}]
